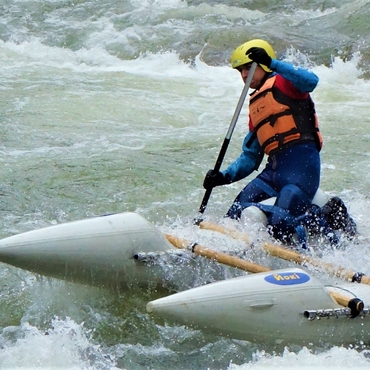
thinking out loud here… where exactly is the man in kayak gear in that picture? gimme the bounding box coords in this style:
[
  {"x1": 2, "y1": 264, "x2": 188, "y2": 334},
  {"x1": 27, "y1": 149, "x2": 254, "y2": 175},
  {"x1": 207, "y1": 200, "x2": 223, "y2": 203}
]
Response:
[{"x1": 203, "y1": 39, "x2": 356, "y2": 248}]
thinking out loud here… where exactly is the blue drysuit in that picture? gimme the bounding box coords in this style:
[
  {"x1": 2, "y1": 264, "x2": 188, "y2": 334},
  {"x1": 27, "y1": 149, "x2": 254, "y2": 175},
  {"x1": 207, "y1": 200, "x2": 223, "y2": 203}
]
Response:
[{"x1": 222, "y1": 59, "x2": 321, "y2": 244}]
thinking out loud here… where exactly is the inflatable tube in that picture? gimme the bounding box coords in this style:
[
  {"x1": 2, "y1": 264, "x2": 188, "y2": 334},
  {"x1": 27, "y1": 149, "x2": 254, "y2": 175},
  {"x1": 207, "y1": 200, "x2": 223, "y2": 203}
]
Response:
[
  {"x1": 147, "y1": 267, "x2": 370, "y2": 347},
  {"x1": 0, "y1": 212, "x2": 174, "y2": 289}
]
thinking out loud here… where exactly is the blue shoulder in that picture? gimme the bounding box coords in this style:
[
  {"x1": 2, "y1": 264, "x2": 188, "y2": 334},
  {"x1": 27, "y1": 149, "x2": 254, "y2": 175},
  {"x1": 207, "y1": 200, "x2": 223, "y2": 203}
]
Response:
[{"x1": 270, "y1": 59, "x2": 319, "y2": 93}]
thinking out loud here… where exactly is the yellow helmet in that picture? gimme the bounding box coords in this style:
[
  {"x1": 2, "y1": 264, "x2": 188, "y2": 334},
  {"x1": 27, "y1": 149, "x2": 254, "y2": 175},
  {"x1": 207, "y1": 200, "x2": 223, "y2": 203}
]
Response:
[{"x1": 230, "y1": 39, "x2": 276, "y2": 72}]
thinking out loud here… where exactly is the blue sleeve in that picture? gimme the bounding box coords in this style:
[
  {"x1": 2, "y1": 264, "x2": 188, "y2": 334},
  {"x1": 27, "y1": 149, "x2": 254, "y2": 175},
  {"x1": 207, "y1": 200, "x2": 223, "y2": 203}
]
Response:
[
  {"x1": 222, "y1": 131, "x2": 264, "y2": 182},
  {"x1": 269, "y1": 59, "x2": 319, "y2": 93}
]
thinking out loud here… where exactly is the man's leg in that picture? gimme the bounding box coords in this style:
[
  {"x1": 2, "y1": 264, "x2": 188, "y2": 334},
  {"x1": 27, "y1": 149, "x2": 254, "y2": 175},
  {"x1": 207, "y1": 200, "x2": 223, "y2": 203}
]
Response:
[{"x1": 266, "y1": 184, "x2": 311, "y2": 245}]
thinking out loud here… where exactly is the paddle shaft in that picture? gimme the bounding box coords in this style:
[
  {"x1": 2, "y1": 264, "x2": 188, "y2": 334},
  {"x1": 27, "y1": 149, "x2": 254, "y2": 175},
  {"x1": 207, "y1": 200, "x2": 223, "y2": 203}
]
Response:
[
  {"x1": 164, "y1": 233, "x2": 360, "y2": 310},
  {"x1": 198, "y1": 62, "x2": 257, "y2": 215}
]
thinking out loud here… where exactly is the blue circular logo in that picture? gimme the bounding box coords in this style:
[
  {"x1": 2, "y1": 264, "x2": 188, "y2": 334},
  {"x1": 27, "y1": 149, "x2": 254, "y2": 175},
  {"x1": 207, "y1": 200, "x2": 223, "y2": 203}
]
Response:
[{"x1": 264, "y1": 271, "x2": 310, "y2": 285}]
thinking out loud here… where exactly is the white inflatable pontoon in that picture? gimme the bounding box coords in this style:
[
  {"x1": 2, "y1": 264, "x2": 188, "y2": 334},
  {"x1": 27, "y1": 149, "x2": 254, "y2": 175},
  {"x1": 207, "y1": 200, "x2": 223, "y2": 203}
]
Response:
[
  {"x1": 0, "y1": 212, "x2": 175, "y2": 289},
  {"x1": 147, "y1": 267, "x2": 370, "y2": 347},
  {"x1": 0, "y1": 212, "x2": 247, "y2": 291}
]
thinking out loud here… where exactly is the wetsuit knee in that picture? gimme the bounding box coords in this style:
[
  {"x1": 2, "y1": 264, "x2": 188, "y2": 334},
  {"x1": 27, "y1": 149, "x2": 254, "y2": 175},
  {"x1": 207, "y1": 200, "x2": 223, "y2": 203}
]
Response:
[
  {"x1": 265, "y1": 185, "x2": 312, "y2": 246},
  {"x1": 226, "y1": 178, "x2": 278, "y2": 220}
]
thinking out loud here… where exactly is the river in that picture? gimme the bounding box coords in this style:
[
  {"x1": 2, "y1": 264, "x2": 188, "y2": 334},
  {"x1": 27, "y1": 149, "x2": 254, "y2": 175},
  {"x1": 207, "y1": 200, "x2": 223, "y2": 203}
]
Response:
[{"x1": 0, "y1": 0, "x2": 370, "y2": 368}]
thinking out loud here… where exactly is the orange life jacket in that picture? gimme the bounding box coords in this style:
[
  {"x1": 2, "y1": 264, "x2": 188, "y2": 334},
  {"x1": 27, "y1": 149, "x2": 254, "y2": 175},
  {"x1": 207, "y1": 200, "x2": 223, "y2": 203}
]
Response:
[{"x1": 249, "y1": 76, "x2": 323, "y2": 155}]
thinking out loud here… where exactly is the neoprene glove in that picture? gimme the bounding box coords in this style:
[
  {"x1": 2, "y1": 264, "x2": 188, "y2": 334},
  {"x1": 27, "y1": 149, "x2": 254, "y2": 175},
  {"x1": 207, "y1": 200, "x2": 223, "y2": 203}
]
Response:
[
  {"x1": 246, "y1": 47, "x2": 272, "y2": 68},
  {"x1": 203, "y1": 170, "x2": 231, "y2": 190}
]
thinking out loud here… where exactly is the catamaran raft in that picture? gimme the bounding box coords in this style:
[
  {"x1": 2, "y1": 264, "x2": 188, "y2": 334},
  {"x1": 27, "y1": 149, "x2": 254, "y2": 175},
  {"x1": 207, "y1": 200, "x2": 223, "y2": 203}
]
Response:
[{"x1": 0, "y1": 211, "x2": 368, "y2": 347}]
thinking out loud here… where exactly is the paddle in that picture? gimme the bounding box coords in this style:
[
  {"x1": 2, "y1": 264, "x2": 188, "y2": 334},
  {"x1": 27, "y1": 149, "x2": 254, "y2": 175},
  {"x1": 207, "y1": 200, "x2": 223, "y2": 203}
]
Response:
[
  {"x1": 198, "y1": 220, "x2": 370, "y2": 286},
  {"x1": 164, "y1": 233, "x2": 363, "y2": 314},
  {"x1": 196, "y1": 62, "x2": 257, "y2": 220}
]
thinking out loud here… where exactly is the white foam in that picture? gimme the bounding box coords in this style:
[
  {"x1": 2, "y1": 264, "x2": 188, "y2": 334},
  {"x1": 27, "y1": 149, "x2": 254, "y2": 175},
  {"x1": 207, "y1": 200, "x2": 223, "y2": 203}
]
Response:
[
  {"x1": 228, "y1": 346, "x2": 370, "y2": 370},
  {"x1": 0, "y1": 317, "x2": 117, "y2": 369}
]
